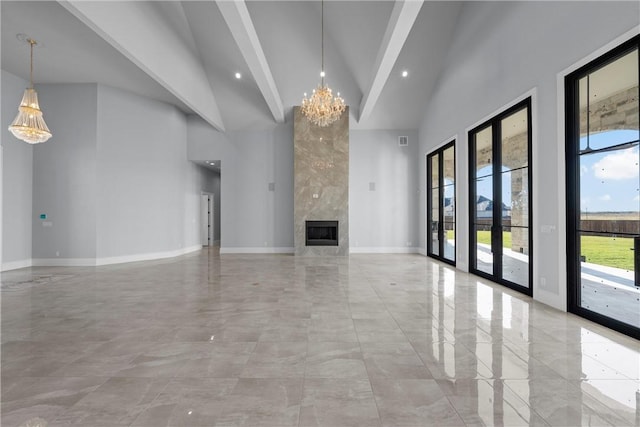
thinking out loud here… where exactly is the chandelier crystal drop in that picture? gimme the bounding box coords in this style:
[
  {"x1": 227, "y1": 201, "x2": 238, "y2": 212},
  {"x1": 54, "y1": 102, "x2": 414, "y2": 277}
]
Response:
[
  {"x1": 8, "y1": 37, "x2": 52, "y2": 144},
  {"x1": 301, "y1": 0, "x2": 345, "y2": 127}
]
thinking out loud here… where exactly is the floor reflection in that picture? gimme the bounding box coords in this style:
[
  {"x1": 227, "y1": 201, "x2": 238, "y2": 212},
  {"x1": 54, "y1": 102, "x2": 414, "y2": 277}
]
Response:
[{"x1": 1, "y1": 252, "x2": 638, "y2": 426}]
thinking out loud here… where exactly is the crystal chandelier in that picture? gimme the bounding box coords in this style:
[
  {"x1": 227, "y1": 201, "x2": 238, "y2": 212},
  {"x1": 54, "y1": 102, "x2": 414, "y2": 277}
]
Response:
[
  {"x1": 8, "y1": 36, "x2": 52, "y2": 144},
  {"x1": 301, "y1": 0, "x2": 345, "y2": 127}
]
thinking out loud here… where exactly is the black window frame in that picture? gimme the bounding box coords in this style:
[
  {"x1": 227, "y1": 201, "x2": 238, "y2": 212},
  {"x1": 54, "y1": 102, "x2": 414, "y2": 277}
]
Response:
[{"x1": 565, "y1": 34, "x2": 640, "y2": 340}]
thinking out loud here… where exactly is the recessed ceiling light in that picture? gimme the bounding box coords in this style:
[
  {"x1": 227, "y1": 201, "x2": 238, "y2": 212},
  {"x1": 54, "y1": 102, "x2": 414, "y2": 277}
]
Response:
[
  {"x1": 235, "y1": 72, "x2": 242, "y2": 79},
  {"x1": 401, "y1": 70, "x2": 409, "y2": 78}
]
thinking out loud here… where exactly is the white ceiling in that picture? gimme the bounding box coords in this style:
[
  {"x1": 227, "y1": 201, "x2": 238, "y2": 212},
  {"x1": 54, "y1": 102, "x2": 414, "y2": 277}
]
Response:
[{"x1": 1, "y1": 1, "x2": 463, "y2": 132}]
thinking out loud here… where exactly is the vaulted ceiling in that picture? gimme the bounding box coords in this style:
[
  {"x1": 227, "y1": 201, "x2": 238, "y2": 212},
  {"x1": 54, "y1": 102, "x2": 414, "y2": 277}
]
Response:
[{"x1": 1, "y1": 1, "x2": 462, "y2": 132}]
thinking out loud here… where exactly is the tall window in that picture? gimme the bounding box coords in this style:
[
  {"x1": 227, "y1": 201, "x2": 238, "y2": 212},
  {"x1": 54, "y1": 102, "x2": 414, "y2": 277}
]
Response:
[
  {"x1": 469, "y1": 98, "x2": 532, "y2": 295},
  {"x1": 427, "y1": 141, "x2": 455, "y2": 264},
  {"x1": 566, "y1": 35, "x2": 639, "y2": 339}
]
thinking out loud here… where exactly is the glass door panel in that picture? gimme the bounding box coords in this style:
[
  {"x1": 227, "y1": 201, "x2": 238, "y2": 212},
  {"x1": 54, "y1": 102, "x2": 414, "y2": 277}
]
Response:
[
  {"x1": 431, "y1": 187, "x2": 440, "y2": 257},
  {"x1": 444, "y1": 221, "x2": 455, "y2": 261},
  {"x1": 443, "y1": 145, "x2": 455, "y2": 262},
  {"x1": 431, "y1": 155, "x2": 440, "y2": 188},
  {"x1": 566, "y1": 36, "x2": 640, "y2": 338},
  {"x1": 428, "y1": 152, "x2": 440, "y2": 257},
  {"x1": 500, "y1": 107, "x2": 530, "y2": 288},
  {"x1": 579, "y1": 233, "x2": 638, "y2": 327},
  {"x1": 475, "y1": 226, "x2": 493, "y2": 275},
  {"x1": 443, "y1": 145, "x2": 455, "y2": 182},
  {"x1": 474, "y1": 173, "x2": 493, "y2": 274},
  {"x1": 502, "y1": 226, "x2": 528, "y2": 285},
  {"x1": 473, "y1": 125, "x2": 494, "y2": 276}
]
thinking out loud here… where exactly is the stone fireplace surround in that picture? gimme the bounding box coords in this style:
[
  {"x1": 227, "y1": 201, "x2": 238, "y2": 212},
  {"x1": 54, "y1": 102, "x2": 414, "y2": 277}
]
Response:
[{"x1": 293, "y1": 106, "x2": 349, "y2": 256}]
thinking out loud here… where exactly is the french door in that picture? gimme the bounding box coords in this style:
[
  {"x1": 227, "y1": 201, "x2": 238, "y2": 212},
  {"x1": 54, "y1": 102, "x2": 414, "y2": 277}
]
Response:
[
  {"x1": 427, "y1": 141, "x2": 455, "y2": 265},
  {"x1": 566, "y1": 35, "x2": 639, "y2": 338},
  {"x1": 469, "y1": 98, "x2": 532, "y2": 295}
]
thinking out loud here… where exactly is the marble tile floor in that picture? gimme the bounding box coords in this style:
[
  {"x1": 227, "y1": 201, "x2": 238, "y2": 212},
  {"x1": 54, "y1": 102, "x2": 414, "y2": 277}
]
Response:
[{"x1": 1, "y1": 250, "x2": 639, "y2": 426}]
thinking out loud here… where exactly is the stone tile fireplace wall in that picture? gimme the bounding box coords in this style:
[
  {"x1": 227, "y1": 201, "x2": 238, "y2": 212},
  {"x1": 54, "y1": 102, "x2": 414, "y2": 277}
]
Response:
[{"x1": 293, "y1": 106, "x2": 349, "y2": 256}]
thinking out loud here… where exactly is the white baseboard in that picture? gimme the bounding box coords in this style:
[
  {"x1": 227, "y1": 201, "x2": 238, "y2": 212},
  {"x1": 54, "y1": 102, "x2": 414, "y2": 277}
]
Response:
[
  {"x1": 96, "y1": 245, "x2": 202, "y2": 266},
  {"x1": 417, "y1": 247, "x2": 427, "y2": 256},
  {"x1": 32, "y1": 258, "x2": 96, "y2": 267},
  {"x1": 349, "y1": 247, "x2": 421, "y2": 254},
  {"x1": 533, "y1": 287, "x2": 566, "y2": 312},
  {"x1": 1, "y1": 258, "x2": 33, "y2": 272},
  {"x1": 220, "y1": 247, "x2": 295, "y2": 254},
  {"x1": 30, "y1": 245, "x2": 203, "y2": 268}
]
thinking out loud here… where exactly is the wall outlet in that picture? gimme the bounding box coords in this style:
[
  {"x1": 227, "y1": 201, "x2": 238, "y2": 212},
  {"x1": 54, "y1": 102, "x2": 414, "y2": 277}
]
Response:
[{"x1": 55, "y1": 251, "x2": 60, "y2": 257}]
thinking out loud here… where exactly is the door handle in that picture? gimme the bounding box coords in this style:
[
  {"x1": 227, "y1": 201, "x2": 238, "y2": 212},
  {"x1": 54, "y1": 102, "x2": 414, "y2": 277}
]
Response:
[{"x1": 491, "y1": 225, "x2": 500, "y2": 254}]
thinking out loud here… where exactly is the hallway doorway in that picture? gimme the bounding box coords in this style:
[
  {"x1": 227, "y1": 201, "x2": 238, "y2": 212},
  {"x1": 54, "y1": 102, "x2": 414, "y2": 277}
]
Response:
[{"x1": 201, "y1": 193, "x2": 214, "y2": 247}]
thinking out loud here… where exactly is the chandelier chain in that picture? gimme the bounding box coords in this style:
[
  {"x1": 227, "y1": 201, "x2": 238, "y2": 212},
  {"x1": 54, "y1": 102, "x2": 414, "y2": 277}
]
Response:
[
  {"x1": 300, "y1": 0, "x2": 345, "y2": 127},
  {"x1": 29, "y1": 38, "x2": 34, "y2": 89},
  {"x1": 321, "y1": 0, "x2": 324, "y2": 85}
]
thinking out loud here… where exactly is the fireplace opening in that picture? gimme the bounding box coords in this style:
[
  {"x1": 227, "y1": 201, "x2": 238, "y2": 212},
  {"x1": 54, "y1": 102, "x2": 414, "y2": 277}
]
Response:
[{"x1": 306, "y1": 221, "x2": 338, "y2": 246}]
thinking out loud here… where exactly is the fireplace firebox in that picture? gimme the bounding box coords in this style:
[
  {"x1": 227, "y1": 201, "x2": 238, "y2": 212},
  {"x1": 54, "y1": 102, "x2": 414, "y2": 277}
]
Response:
[{"x1": 305, "y1": 221, "x2": 338, "y2": 246}]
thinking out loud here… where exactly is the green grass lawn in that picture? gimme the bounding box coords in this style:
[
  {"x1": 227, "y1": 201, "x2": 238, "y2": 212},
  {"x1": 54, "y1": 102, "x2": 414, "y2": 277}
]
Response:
[
  {"x1": 475, "y1": 230, "x2": 511, "y2": 248},
  {"x1": 473, "y1": 231, "x2": 633, "y2": 270},
  {"x1": 580, "y1": 235, "x2": 634, "y2": 271}
]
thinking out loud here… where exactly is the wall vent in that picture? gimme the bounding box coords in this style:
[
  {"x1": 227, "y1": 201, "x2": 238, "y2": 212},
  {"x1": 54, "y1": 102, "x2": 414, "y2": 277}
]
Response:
[{"x1": 398, "y1": 136, "x2": 408, "y2": 147}]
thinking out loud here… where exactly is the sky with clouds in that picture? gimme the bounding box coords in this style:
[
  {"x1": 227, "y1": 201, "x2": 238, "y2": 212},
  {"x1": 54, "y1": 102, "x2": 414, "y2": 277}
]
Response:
[{"x1": 580, "y1": 130, "x2": 639, "y2": 213}]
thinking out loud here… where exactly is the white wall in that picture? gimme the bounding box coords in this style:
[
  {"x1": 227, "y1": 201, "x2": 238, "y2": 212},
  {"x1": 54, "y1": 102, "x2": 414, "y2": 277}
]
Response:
[
  {"x1": 32, "y1": 83, "x2": 98, "y2": 261},
  {"x1": 1, "y1": 71, "x2": 33, "y2": 270},
  {"x1": 227, "y1": 127, "x2": 294, "y2": 250},
  {"x1": 187, "y1": 117, "x2": 295, "y2": 252},
  {"x1": 188, "y1": 116, "x2": 420, "y2": 253},
  {"x1": 350, "y1": 130, "x2": 419, "y2": 252},
  {"x1": 1, "y1": 80, "x2": 216, "y2": 268},
  {"x1": 96, "y1": 84, "x2": 200, "y2": 259},
  {"x1": 417, "y1": 1, "x2": 639, "y2": 310}
]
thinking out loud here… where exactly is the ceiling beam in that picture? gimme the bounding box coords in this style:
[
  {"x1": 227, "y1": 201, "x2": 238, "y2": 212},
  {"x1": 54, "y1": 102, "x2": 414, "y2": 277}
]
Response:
[
  {"x1": 359, "y1": 0, "x2": 423, "y2": 123},
  {"x1": 58, "y1": 1, "x2": 226, "y2": 132},
  {"x1": 217, "y1": 0, "x2": 285, "y2": 123}
]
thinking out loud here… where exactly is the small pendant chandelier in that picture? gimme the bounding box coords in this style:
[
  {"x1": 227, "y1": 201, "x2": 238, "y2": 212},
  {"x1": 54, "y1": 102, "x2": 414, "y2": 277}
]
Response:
[
  {"x1": 301, "y1": 0, "x2": 346, "y2": 127},
  {"x1": 8, "y1": 36, "x2": 52, "y2": 144}
]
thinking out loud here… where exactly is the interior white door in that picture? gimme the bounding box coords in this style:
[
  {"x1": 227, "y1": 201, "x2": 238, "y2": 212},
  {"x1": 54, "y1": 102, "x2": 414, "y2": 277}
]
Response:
[
  {"x1": 208, "y1": 196, "x2": 214, "y2": 245},
  {"x1": 201, "y1": 194, "x2": 209, "y2": 246}
]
